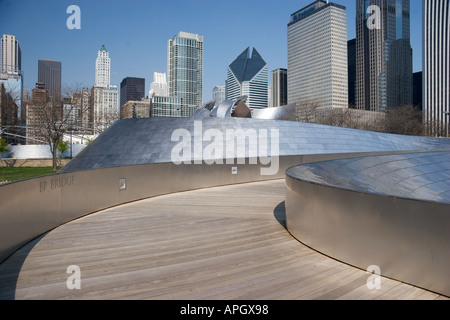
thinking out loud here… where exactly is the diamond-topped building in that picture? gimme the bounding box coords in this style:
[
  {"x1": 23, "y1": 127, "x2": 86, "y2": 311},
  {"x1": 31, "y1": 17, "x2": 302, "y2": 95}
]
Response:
[{"x1": 225, "y1": 47, "x2": 269, "y2": 110}]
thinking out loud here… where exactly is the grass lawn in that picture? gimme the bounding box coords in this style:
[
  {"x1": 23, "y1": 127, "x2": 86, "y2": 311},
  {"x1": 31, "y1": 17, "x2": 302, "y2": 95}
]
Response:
[{"x1": 0, "y1": 167, "x2": 59, "y2": 184}]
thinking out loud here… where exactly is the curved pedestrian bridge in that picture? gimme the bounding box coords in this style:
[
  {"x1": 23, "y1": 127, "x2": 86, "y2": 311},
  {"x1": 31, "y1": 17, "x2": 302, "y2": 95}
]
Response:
[{"x1": 0, "y1": 180, "x2": 446, "y2": 300}]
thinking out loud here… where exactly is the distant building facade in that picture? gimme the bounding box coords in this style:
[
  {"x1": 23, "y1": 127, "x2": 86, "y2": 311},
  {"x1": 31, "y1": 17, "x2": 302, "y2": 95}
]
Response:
[
  {"x1": 92, "y1": 45, "x2": 118, "y2": 131},
  {"x1": 91, "y1": 86, "x2": 119, "y2": 132},
  {"x1": 413, "y1": 71, "x2": 422, "y2": 110},
  {"x1": 1, "y1": 34, "x2": 21, "y2": 74},
  {"x1": 287, "y1": 0, "x2": 348, "y2": 110},
  {"x1": 121, "y1": 98, "x2": 151, "y2": 119},
  {"x1": 167, "y1": 31, "x2": 203, "y2": 116},
  {"x1": 151, "y1": 96, "x2": 184, "y2": 117},
  {"x1": 355, "y1": 0, "x2": 412, "y2": 112},
  {"x1": 1, "y1": 34, "x2": 23, "y2": 113},
  {"x1": 149, "y1": 72, "x2": 169, "y2": 97},
  {"x1": 212, "y1": 86, "x2": 225, "y2": 105},
  {"x1": 26, "y1": 83, "x2": 50, "y2": 144},
  {"x1": 271, "y1": 68, "x2": 287, "y2": 108},
  {"x1": 348, "y1": 39, "x2": 356, "y2": 107},
  {"x1": 423, "y1": 0, "x2": 449, "y2": 136},
  {"x1": 120, "y1": 77, "x2": 145, "y2": 108},
  {"x1": 95, "y1": 45, "x2": 110, "y2": 88},
  {"x1": 38, "y1": 59, "x2": 61, "y2": 101}
]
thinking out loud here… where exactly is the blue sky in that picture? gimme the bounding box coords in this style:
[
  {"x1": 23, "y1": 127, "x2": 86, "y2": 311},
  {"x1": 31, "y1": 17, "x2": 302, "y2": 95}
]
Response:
[{"x1": 0, "y1": 0, "x2": 423, "y2": 102}]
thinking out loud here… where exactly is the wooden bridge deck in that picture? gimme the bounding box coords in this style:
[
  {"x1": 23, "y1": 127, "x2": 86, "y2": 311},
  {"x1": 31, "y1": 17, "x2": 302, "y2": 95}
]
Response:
[{"x1": 0, "y1": 179, "x2": 447, "y2": 300}]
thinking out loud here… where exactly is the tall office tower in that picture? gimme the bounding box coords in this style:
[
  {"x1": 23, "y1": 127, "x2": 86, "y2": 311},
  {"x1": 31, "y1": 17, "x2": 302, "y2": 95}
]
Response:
[
  {"x1": 1, "y1": 34, "x2": 21, "y2": 74},
  {"x1": 38, "y1": 59, "x2": 62, "y2": 101},
  {"x1": 120, "y1": 77, "x2": 145, "y2": 107},
  {"x1": 356, "y1": 0, "x2": 412, "y2": 112},
  {"x1": 92, "y1": 45, "x2": 118, "y2": 131},
  {"x1": 167, "y1": 31, "x2": 203, "y2": 115},
  {"x1": 212, "y1": 86, "x2": 225, "y2": 105},
  {"x1": 413, "y1": 71, "x2": 422, "y2": 110},
  {"x1": 348, "y1": 39, "x2": 357, "y2": 107},
  {"x1": 423, "y1": 0, "x2": 449, "y2": 136},
  {"x1": 95, "y1": 44, "x2": 111, "y2": 88},
  {"x1": 149, "y1": 72, "x2": 169, "y2": 97},
  {"x1": 226, "y1": 47, "x2": 268, "y2": 110},
  {"x1": 287, "y1": 1, "x2": 348, "y2": 110},
  {"x1": 271, "y1": 68, "x2": 288, "y2": 108}
]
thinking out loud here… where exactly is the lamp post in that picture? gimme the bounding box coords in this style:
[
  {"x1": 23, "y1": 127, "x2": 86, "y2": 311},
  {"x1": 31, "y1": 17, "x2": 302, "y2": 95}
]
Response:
[{"x1": 444, "y1": 111, "x2": 450, "y2": 138}]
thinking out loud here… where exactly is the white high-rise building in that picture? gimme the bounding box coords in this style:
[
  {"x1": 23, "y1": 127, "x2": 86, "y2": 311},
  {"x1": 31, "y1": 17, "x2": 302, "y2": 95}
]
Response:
[
  {"x1": 95, "y1": 44, "x2": 111, "y2": 88},
  {"x1": 212, "y1": 86, "x2": 225, "y2": 105},
  {"x1": 92, "y1": 44, "x2": 118, "y2": 131},
  {"x1": 225, "y1": 47, "x2": 268, "y2": 110},
  {"x1": 1, "y1": 34, "x2": 21, "y2": 74},
  {"x1": 287, "y1": 0, "x2": 348, "y2": 109},
  {"x1": 149, "y1": 72, "x2": 169, "y2": 97},
  {"x1": 423, "y1": 0, "x2": 450, "y2": 136}
]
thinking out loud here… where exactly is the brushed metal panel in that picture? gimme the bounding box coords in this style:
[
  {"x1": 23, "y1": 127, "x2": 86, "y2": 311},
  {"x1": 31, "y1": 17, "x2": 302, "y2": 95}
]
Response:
[{"x1": 285, "y1": 169, "x2": 450, "y2": 296}]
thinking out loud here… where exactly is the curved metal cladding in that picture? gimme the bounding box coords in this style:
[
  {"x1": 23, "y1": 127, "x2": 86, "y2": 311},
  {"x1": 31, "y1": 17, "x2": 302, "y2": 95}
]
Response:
[
  {"x1": 251, "y1": 103, "x2": 297, "y2": 120},
  {"x1": 285, "y1": 151, "x2": 450, "y2": 296},
  {"x1": 287, "y1": 151, "x2": 450, "y2": 204},
  {"x1": 60, "y1": 117, "x2": 450, "y2": 173}
]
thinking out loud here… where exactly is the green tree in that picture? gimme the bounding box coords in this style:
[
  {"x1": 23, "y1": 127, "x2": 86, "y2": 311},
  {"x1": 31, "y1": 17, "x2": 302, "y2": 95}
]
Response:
[
  {"x1": 57, "y1": 140, "x2": 70, "y2": 158},
  {"x1": 0, "y1": 138, "x2": 11, "y2": 166}
]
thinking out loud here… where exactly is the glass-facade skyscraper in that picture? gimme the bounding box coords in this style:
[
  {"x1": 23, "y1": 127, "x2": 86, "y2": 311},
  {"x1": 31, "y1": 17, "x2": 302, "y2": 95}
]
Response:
[
  {"x1": 225, "y1": 47, "x2": 268, "y2": 110},
  {"x1": 167, "y1": 31, "x2": 203, "y2": 116},
  {"x1": 271, "y1": 68, "x2": 288, "y2": 108},
  {"x1": 38, "y1": 59, "x2": 61, "y2": 101},
  {"x1": 423, "y1": 0, "x2": 449, "y2": 136},
  {"x1": 120, "y1": 77, "x2": 145, "y2": 107},
  {"x1": 356, "y1": 0, "x2": 413, "y2": 112},
  {"x1": 287, "y1": 0, "x2": 348, "y2": 110}
]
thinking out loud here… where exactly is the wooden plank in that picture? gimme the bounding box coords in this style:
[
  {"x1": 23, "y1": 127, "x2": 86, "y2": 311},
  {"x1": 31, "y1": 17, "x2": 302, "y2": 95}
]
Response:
[{"x1": 0, "y1": 179, "x2": 447, "y2": 300}]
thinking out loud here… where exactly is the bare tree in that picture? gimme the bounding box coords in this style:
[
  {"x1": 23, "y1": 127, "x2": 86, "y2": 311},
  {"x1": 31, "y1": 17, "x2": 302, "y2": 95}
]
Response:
[
  {"x1": 0, "y1": 82, "x2": 21, "y2": 144},
  {"x1": 30, "y1": 83, "x2": 89, "y2": 171},
  {"x1": 294, "y1": 99, "x2": 321, "y2": 123},
  {"x1": 384, "y1": 105, "x2": 423, "y2": 136}
]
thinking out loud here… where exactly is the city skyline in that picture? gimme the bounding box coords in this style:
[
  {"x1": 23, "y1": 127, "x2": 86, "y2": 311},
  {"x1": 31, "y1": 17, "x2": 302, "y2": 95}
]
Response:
[{"x1": 0, "y1": 0, "x2": 423, "y2": 104}]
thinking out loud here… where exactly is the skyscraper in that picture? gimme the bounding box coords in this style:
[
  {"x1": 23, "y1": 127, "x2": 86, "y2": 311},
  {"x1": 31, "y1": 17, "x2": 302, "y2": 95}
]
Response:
[
  {"x1": 1, "y1": 34, "x2": 21, "y2": 74},
  {"x1": 212, "y1": 86, "x2": 225, "y2": 105},
  {"x1": 226, "y1": 47, "x2": 268, "y2": 110},
  {"x1": 120, "y1": 77, "x2": 145, "y2": 107},
  {"x1": 95, "y1": 44, "x2": 110, "y2": 88},
  {"x1": 271, "y1": 68, "x2": 288, "y2": 108},
  {"x1": 92, "y1": 44, "x2": 118, "y2": 131},
  {"x1": 423, "y1": 0, "x2": 449, "y2": 136},
  {"x1": 287, "y1": 0, "x2": 348, "y2": 110},
  {"x1": 38, "y1": 59, "x2": 61, "y2": 101},
  {"x1": 348, "y1": 39, "x2": 357, "y2": 107},
  {"x1": 356, "y1": 0, "x2": 413, "y2": 112},
  {"x1": 149, "y1": 72, "x2": 169, "y2": 97},
  {"x1": 167, "y1": 31, "x2": 203, "y2": 115}
]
